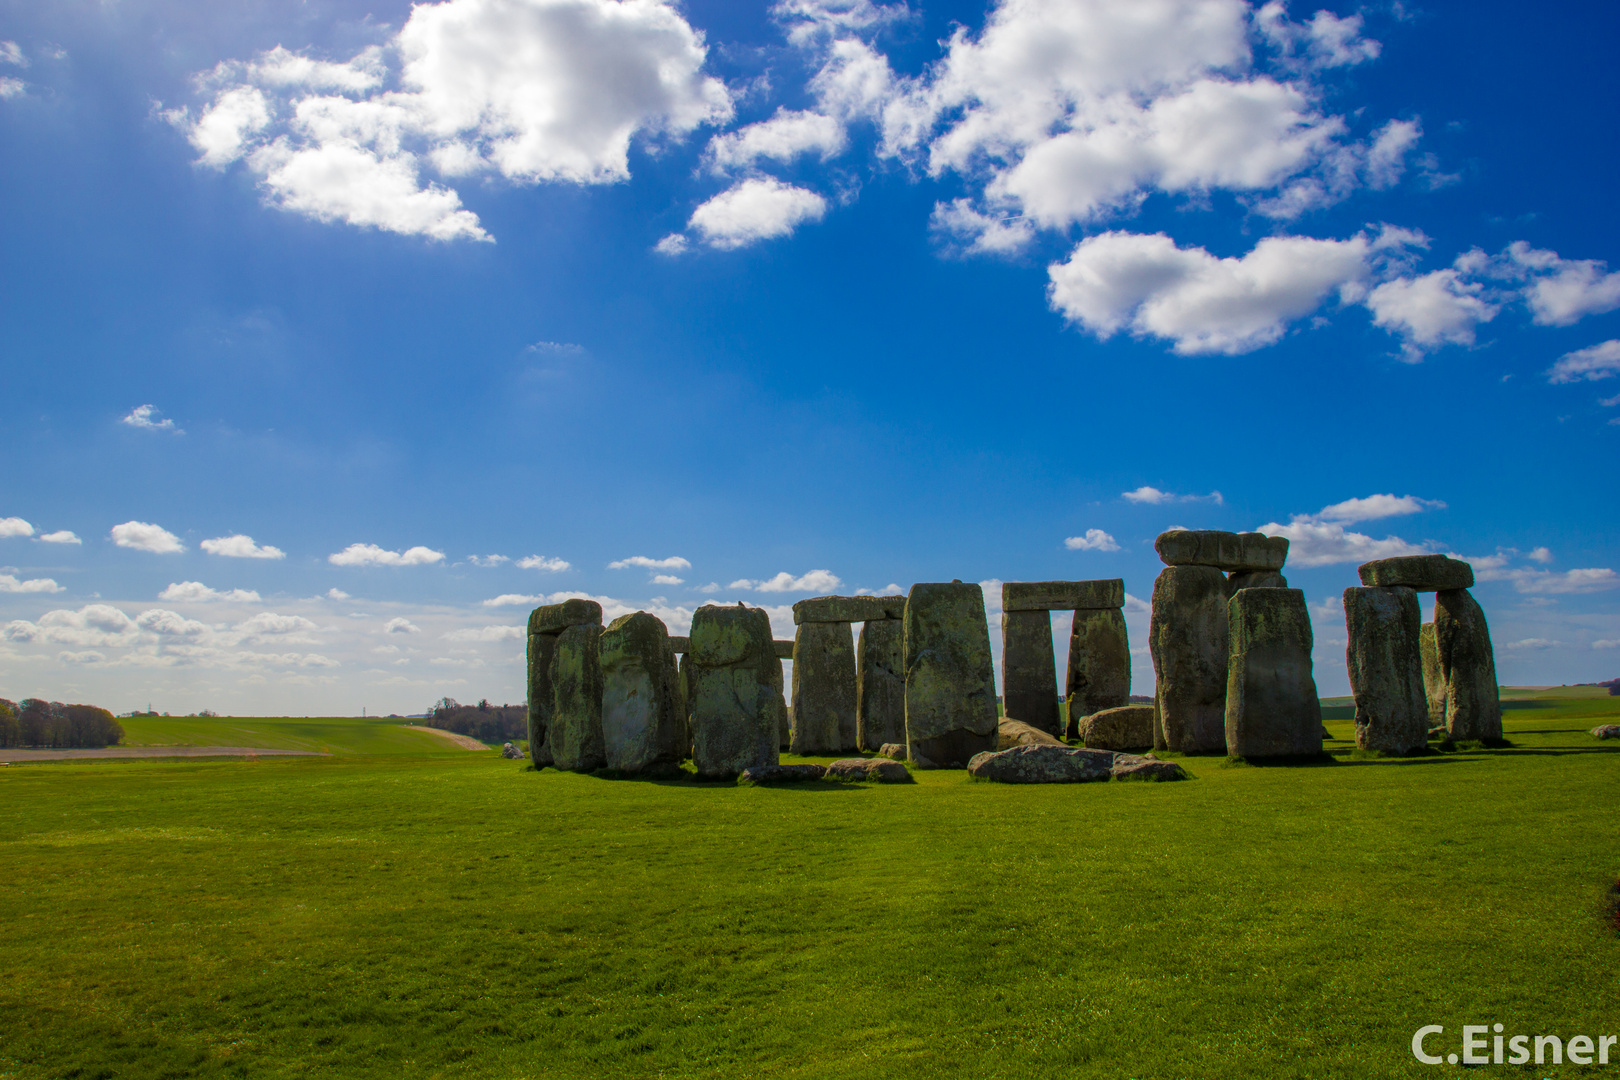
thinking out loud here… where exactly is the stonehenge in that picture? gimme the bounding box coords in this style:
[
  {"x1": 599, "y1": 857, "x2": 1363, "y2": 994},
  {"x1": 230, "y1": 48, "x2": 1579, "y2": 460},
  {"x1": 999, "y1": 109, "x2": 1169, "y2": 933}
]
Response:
[
  {"x1": 527, "y1": 598, "x2": 605, "y2": 771},
  {"x1": 789, "y1": 595, "x2": 902, "y2": 754},
  {"x1": 856, "y1": 617, "x2": 906, "y2": 751},
  {"x1": 688, "y1": 603, "x2": 784, "y2": 778},
  {"x1": 1434, "y1": 588, "x2": 1503, "y2": 741},
  {"x1": 599, "y1": 611, "x2": 686, "y2": 774},
  {"x1": 1224, "y1": 587, "x2": 1322, "y2": 758},
  {"x1": 1418, "y1": 622, "x2": 1446, "y2": 723},
  {"x1": 1149, "y1": 564, "x2": 1230, "y2": 753},
  {"x1": 904, "y1": 581, "x2": 998, "y2": 768},
  {"x1": 997, "y1": 579, "x2": 1128, "y2": 739},
  {"x1": 1343, "y1": 586, "x2": 1429, "y2": 754}
]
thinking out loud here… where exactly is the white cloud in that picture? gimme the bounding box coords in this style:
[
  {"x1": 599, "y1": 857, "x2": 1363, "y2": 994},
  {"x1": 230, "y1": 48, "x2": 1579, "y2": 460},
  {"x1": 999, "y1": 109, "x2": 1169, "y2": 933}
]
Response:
[
  {"x1": 1121, "y1": 486, "x2": 1222, "y2": 505},
  {"x1": 696, "y1": 582, "x2": 721, "y2": 593},
  {"x1": 1363, "y1": 118, "x2": 1420, "y2": 189},
  {"x1": 136, "y1": 609, "x2": 210, "y2": 637},
  {"x1": 930, "y1": 198, "x2": 1035, "y2": 255},
  {"x1": 201, "y1": 533, "x2": 286, "y2": 559},
  {"x1": 111, "y1": 521, "x2": 185, "y2": 554},
  {"x1": 1365, "y1": 268, "x2": 1497, "y2": 360},
  {"x1": 1306, "y1": 494, "x2": 1445, "y2": 525},
  {"x1": 326, "y1": 588, "x2": 351, "y2": 601},
  {"x1": 731, "y1": 569, "x2": 843, "y2": 593},
  {"x1": 0, "y1": 517, "x2": 34, "y2": 539},
  {"x1": 0, "y1": 574, "x2": 63, "y2": 594},
  {"x1": 467, "y1": 554, "x2": 509, "y2": 567},
  {"x1": 1255, "y1": 520, "x2": 1426, "y2": 567},
  {"x1": 328, "y1": 543, "x2": 445, "y2": 567},
  {"x1": 1593, "y1": 639, "x2": 1620, "y2": 650},
  {"x1": 442, "y1": 624, "x2": 524, "y2": 642},
  {"x1": 0, "y1": 77, "x2": 25, "y2": 100},
  {"x1": 654, "y1": 232, "x2": 690, "y2": 255},
  {"x1": 0, "y1": 41, "x2": 25, "y2": 67},
  {"x1": 483, "y1": 593, "x2": 542, "y2": 607},
  {"x1": 1064, "y1": 529, "x2": 1120, "y2": 552},
  {"x1": 38, "y1": 530, "x2": 81, "y2": 545},
  {"x1": 516, "y1": 554, "x2": 571, "y2": 571},
  {"x1": 705, "y1": 108, "x2": 846, "y2": 172},
  {"x1": 855, "y1": 583, "x2": 903, "y2": 596},
  {"x1": 158, "y1": 581, "x2": 263, "y2": 603},
  {"x1": 180, "y1": 0, "x2": 732, "y2": 241},
  {"x1": 1256, "y1": 3, "x2": 1381, "y2": 69},
  {"x1": 121, "y1": 404, "x2": 183, "y2": 433},
  {"x1": 1496, "y1": 243, "x2": 1620, "y2": 327},
  {"x1": 1547, "y1": 340, "x2": 1620, "y2": 385},
  {"x1": 608, "y1": 555, "x2": 691, "y2": 571},
  {"x1": 651, "y1": 574, "x2": 685, "y2": 585},
  {"x1": 1500, "y1": 638, "x2": 1562, "y2": 650},
  {"x1": 688, "y1": 178, "x2": 827, "y2": 249},
  {"x1": 5, "y1": 605, "x2": 141, "y2": 647},
  {"x1": 1599, "y1": 394, "x2": 1620, "y2": 408},
  {"x1": 384, "y1": 617, "x2": 421, "y2": 634},
  {"x1": 1504, "y1": 568, "x2": 1619, "y2": 596}
]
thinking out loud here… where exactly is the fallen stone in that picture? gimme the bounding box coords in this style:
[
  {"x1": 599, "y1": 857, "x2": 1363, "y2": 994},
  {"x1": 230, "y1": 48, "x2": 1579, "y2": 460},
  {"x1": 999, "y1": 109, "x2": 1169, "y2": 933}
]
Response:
[
  {"x1": 501, "y1": 741, "x2": 524, "y2": 759},
  {"x1": 857, "y1": 618, "x2": 906, "y2": 750},
  {"x1": 599, "y1": 611, "x2": 687, "y2": 774},
  {"x1": 1227, "y1": 571, "x2": 1288, "y2": 593},
  {"x1": 1003, "y1": 579, "x2": 1124, "y2": 612},
  {"x1": 1110, "y1": 757, "x2": 1189, "y2": 782},
  {"x1": 526, "y1": 630, "x2": 557, "y2": 767},
  {"x1": 529, "y1": 597, "x2": 604, "y2": 636},
  {"x1": 878, "y1": 742, "x2": 907, "y2": 760},
  {"x1": 1149, "y1": 565, "x2": 1230, "y2": 754},
  {"x1": 1075, "y1": 705, "x2": 1155, "y2": 750},
  {"x1": 1343, "y1": 586, "x2": 1429, "y2": 755},
  {"x1": 791, "y1": 620, "x2": 859, "y2": 754},
  {"x1": 1155, "y1": 530, "x2": 1289, "y2": 573},
  {"x1": 1225, "y1": 588, "x2": 1322, "y2": 758},
  {"x1": 903, "y1": 581, "x2": 999, "y2": 768},
  {"x1": 1358, "y1": 554, "x2": 1475, "y2": 592},
  {"x1": 825, "y1": 757, "x2": 914, "y2": 783},
  {"x1": 997, "y1": 718, "x2": 1066, "y2": 749},
  {"x1": 689, "y1": 603, "x2": 783, "y2": 778},
  {"x1": 1434, "y1": 589, "x2": 1502, "y2": 742},
  {"x1": 774, "y1": 639, "x2": 795, "y2": 660},
  {"x1": 1419, "y1": 622, "x2": 1446, "y2": 724},
  {"x1": 793, "y1": 595, "x2": 906, "y2": 624},
  {"x1": 739, "y1": 763, "x2": 826, "y2": 784},
  {"x1": 1001, "y1": 610, "x2": 1061, "y2": 736},
  {"x1": 1065, "y1": 607, "x2": 1131, "y2": 736},
  {"x1": 1592, "y1": 725, "x2": 1620, "y2": 740},
  {"x1": 967, "y1": 744, "x2": 1115, "y2": 783},
  {"x1": 549, "y1": 621, "x2": 606, "y2": 772}
]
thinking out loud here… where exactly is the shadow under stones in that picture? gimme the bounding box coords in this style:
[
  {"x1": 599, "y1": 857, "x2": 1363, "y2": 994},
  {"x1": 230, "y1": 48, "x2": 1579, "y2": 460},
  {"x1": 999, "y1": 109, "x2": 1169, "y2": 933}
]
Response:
[{"x1": 1222, "y1": 753, "x2": 1340, "y2": 768}]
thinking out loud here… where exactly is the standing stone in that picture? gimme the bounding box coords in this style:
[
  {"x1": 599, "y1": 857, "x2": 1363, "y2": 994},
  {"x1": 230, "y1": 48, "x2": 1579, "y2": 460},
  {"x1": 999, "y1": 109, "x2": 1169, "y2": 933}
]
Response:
[
  {"x1": 1065, "y1": 608, "x2": 1130, "y2": 738},
  {"x1": 550, "y1": 621, "x2": 605, "y2": 771},
  {"x1": 1343, "y1": 586, "x2": 1428, "y2": 754},
  {"x1": 857, "y1": 618, "x2": 905, "y2": 751},
  {"x1": 1225, "y1": 588, "x2": 1322, "y2": 758},
  {"x1": 791, "y1": 620, "x2": 859, "y2": 754},
  {"x1": 1434, "y1": 589, "x2": 1502, "y2": 741},
  {"x1": 1419, "y1": 622, "x2": 1445, "y2": 725},
  {"x1": 599, "y1": 612, "x2": 685, "y2": 774},
  {"x1": 1149, "y1": 565, "x2": 1229, "y2": 753},
  {"x1": 1001, "y1": 610, "x2": 1061, "y2": 736},
  {"x1": 525, "y1": 629, "x2": 557, "y2": 767},
  {"x1": 689, "y1": 603, "x2": 783, "y2": 778},
  {"x1": 903, "y1": 581, "x2": 998, "y2": 768}
]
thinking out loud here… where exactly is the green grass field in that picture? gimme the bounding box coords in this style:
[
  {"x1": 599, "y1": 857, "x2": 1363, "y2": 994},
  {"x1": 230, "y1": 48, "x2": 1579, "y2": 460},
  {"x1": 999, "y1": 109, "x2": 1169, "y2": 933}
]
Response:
[
  {"x1": 1, "y1": 694, "x2": 1616, "y2": 1079},
  {"x1": 114, "y1": 715, "x2": 491, "y2": 755}
]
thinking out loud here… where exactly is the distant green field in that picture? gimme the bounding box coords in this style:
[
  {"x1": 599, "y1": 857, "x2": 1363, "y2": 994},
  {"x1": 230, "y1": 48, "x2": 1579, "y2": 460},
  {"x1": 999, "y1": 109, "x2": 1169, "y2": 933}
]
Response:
[
  {"x1": 117, "y1": 715, "x2": 488, "y2": 755},
  {"x1": 1, "y1": 698, "x2": 1616, "y2": 1079}
]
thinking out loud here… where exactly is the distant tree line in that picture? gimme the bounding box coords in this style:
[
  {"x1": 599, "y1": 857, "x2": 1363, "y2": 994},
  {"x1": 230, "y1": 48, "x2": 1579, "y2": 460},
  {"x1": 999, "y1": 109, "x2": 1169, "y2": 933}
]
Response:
[
  {"x1": 0, "y1": 699, "x2": 125, "y2": 749},
  {"x1": 427, "y1": 698, "x2": 527, "y2": 744}
]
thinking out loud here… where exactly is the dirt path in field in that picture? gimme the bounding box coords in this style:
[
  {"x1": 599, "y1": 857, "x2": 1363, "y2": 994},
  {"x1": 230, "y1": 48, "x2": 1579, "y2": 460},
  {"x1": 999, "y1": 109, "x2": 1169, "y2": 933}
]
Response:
[
  {"x1": 0, "y1": 746, "x2": 326, "y2": 761},
  {"x1": 402, "y1": 725, "x2": 491, "y2": 751}
]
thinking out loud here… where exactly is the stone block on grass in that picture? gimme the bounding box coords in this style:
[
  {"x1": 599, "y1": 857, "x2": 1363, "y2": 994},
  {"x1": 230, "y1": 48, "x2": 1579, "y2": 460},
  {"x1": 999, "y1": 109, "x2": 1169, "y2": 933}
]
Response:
[
  {"x1": 857, "y1": 618, "x2": 906, "y2": 751},
  {"x1": 1075, "y1": 705, "x2": 1155, "y2": 751},
  {"x1": 966, "y1": 744, "x2": 1115, "y2": 783},
  {"x1": 1343, "y1": 586, "x2": 1430, "y2": 755},
  {"x1": 1434, "y1": 589, "x2": 1502, "y2": 742},
  {"x1": 791, "y1": 620, "x2": 859, "y2": 754},
  {"x1": 600, "y1": 611, "x2": 686, "y2": 774},
  {"x1": 1065, "y1": 607, "x2": 1131, "y2": 736},
  {"x1": 903, "y1": 581, "x2": 999, "y2": 768},
  {"x1": 689, "y1": 603, "x2": 784, "y2": 778},
  {"x1": 550, "y1": 622, "x2": 606, "y2": 772},
  {"x1": 1224, "y1": 588, "x2": 1322, "y2": 759},
  {"x1": 997, "y1": 718, "x2": 1065, "y2": 749},
  {"x1": 1149, "y1": 565, "x2": 1230, "y2": 754},
  {"x1": 825, "y1": 758, "x2": 914, "y2": 783}
]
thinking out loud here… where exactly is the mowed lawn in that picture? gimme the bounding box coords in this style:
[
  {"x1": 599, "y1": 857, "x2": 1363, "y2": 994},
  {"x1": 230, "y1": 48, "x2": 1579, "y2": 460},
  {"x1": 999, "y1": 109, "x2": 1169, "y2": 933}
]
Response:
[
  {"x1": 1, "y1": 696, "x2": 1617, "y2": 1079},
  {"x1": 115, "y1": 715, "x2": 490, "y2": 755}
]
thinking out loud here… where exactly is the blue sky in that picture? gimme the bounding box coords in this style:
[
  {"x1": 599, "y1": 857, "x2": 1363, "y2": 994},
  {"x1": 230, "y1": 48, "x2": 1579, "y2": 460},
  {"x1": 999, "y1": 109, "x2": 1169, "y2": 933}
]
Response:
[{"x1": 1, "y1": 0, "x2": 1616, "y2": 715}]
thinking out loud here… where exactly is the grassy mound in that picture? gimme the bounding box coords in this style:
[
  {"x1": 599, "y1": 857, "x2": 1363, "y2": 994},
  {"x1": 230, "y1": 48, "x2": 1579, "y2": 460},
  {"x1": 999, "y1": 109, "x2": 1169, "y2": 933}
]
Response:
[{"x1": 115, "y1": 715, "x2": 491, "y2": 755}]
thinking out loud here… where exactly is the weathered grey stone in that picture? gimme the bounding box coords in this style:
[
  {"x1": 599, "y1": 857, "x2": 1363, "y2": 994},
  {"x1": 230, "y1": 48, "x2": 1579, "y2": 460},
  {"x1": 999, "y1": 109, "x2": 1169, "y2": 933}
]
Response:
[
  {"x1": 903, "y1": 581, "x2": 999, "y2": 768},
  {"x1": 1156, "y1": 530, "x2": 1289, "y2": 573},
  {"x1": 857, "y1": 618, "x2": 906, "y2": 751},
  {"x1": 1225, "y1": 588, "x2": 1322, "y2": 758},
  {"x1": 1358, "y1": 554, "x2": 1474, "y2": 592},
  {"x1": 791, "y1": 620, "x2": 858, "y2": 754},
  {"x1": 1076, "y1": 705, "x2": 1155, "y2": 750},
  {"x1": 526, "y1": 631, "x2": 557, "y2": 767},
  {"x1": 773, "y1": 639, "x2": 795, "y2": 660},
  {"x1": 1419, "y1": 622, "x2": 1445, "y2": 724},
  {"x1": 878, "y1": 742, "x2": 907, "y2": 760},
  {"x1": 793, "y1": 595, "x2": 906, "y2": 624},
  {"x1": 1227, "y1": 571, "x2": 1288, "y2": 594},
  {"x1": 549, "y1": 622, "x2": 606, "y2": 772},
  {"x1": 1003, "y1": 579, "x2": 1125, "y2": 612},
  {"x1": 689, "y1": 604, "x2": 783, "y2": 778},
  {"x1": 1149, "y1": 565, "x2": 1229, "y2": 754},
  {"x1": 1065, "y1": 607, "x2": 1131, "y2": 737},
  {"x1": 1111, "y1": 756, "x2": 1189, "y2": 781},
  {"x1": 1343, "y1": 586, "x2": 1429, "y2": 755},
  {"x1": 1001, "y1": 610, "x2": 1061, "y2": 736},
  {"x1": 1434, "y1": 589, "x2": 1502, "y2": 742},
  {"x1": 1592, "y1": 725, "x2": 1620, "y2": 740},
  {"x1": 667, "y1": 635, "x2": 691, "y2": 654},
  {"x1": 529, "y1": 598, "x2": 603, "y2": 636},
  {"x1": 825, "y1": 757, "x2": 914, "y2": 783},
  {"x1": 997, "y1": 718, "x2": 1065, "y2": 749},
  {"x1": 967, "y1": 744, "x2": 1114, "y2": 783},
  {"x1": 739, "y1": 763, "x2": 826, "y2": 784},
  {"x1": 599, "y1": 612, "x2": 686, "y2": 774},
  {"x1": 501, "y1": 741, "x2": 523, "y2": 759}
]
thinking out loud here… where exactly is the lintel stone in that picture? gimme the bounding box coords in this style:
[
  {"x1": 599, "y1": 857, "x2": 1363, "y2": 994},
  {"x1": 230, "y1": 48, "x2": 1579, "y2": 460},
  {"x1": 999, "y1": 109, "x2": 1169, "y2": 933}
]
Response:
[
  {"x1": 793, "y1": 595, "x2": 906, "y2": 624},
  {"x1": 1155, "y1": 530, "x2": 1288, "y2": 573},
  {"x1": 774, "y1": 639, "x2": 795, "y2": 660},
  {"x1": 529, "y1": 598, "x2": 603, "y2": 636},
  {"x1": 667, "y1": 635, "x2": 691, "y2": 654},
  {"x1": 1003, "y1": 579, "x2": 1124, "y2": 612},
  {"x1": 1357, "y1": 554, "x2": 1474, "y2": 592}
]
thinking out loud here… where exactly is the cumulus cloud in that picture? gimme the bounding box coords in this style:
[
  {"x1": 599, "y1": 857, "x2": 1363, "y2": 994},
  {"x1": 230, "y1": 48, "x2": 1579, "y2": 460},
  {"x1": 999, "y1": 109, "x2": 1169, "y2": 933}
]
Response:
[
  {"x1": 1121, "y1": 486, "x2": 1222, "y2": 505},
  {"x1": 1364, "y1": 267, "x2": 1498, "y2": 360},
  {"x1": 326, "y1": 588, "x2": 351, "y2": 601},
  {"x1": 0, "y1": 41, "x2": 25, "y2": 67},
  {"x1": 39, "y1": 530, "x2": 81, "y2": 545},
  {"x1": 1064, "y1": 529, "x2": 1120, "y2": 552},
  {"x1": 158, "y1": 581, "x2": 263, "y2": 603},
  {"x1": 0, "y1": 77, "x2": 24, "y2": 100},
  {"x1": 329, "y1": 542, "x2": 445, "y2": 567},
  {"x1": 111, "y1": 521, "x2": 185, "y2": 554},
  {"x1": 0, "y1": 517, "x2": 34, "y2": 538},
  {"x1": 1501, "y1": 568, "x2": 1619, "y2": 595},
  {"x1": 467, "y1": 554, "x2": 509, "y2": 567},
  {"x1": 1305, "y1": 494, "x2": 1445, "y2": 525},
  {"x1": 1494, "y1": 243, "x2": 1620, "y2": 326},
  {"x1": 1593, "y1": 639, "x2": 1620, "y2": 650},
  {"x1": 1256, "y1": 3, "x2": 1381, "y2": 69},
  {"x1": 705, "y1": 108, "x2": 846, "y2": 172},
  {"x1": 176, "y1": 0, "x2": 732, "y2": 241},
  {"x1": 516, "y1": 554, "x2": 571, "y2": 571},
  {"x1": 442, "y1": 624, "x2": 524, "y2": 641},
  {"x1": 729, "y1": 569, "x2": 842, "y2": 593},
  {"x1": 1546, "y1": 340, "x2": 1620, "y2": 385},
  {"x1": 201, "y1": 533, "x2": 286, "y2": 559},
  {"x1": 482, "y1": 593, "x2": 542, "y2": 607},
  {"x1": 651, "y1": 574, "x2": 685, "y2": 585},
  {"x1": 609, "y1": 555, "x2": 691, "y2": 570},
  {"x1": 121, "y1": 404, "x2": 183, "y2": 433},
  {"x1": 1256, "y1": 519, "x2": 1426, "y2": 567},
  {"x1": 854, "y1": 583, "x2": 904, "y2": 596},
  {"x1": 687, "y1": 177, "x2": 827, "y2": 249},
  {"x1": 384, "y1": 617, "x2": 421, "y2": 634},
  {"x1": 0, "y1": 573, "x2": 63, "y2": 594},
  {"x1": 136, "y1": 609, "x2": 210, "y2": 637}
]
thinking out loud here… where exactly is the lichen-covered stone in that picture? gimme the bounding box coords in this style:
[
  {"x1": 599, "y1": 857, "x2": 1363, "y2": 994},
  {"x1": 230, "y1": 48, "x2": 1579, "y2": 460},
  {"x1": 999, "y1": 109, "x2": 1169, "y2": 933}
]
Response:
[
  {"x1": 1155, "y1": 530, "x2": 1289, "y2": 573},
  {"x1": 549, "y1": 622, "x2": 605, "y2": 772},
  {"x1": 902, "y1": 581, "x2": 998, "y2": 768},
  {"x1": 1225, "y1": 588, "x2": 1321, "y2": 758},
  {"x1": 1149, "y1": 565, "x2": 1229, "y2": 754},
  {"x1": 667, "y1": 635, "x2": 691, "y2": 654},
  {"x1": 967, "y1": 744, "x2": 1114, "y2": 783},
  {"x1": 529, "y1": 598, "x2": 604, "y2": 636},
  {"x1": 878, "y1": 742, "x2": 906, "y2": 760},
  {"x1": 689, "y1": 604, "x2": 783, "y2": 778},
  {"x1": 1226, "y1": 571, "x2": 1288, "y2": 594},
  {"x1": 773, "y1": 639, "x2": 795, "y2": 660},
  {"x1": 1419, "y1": 622, "x2": 1445, "y2": 724},
  {"x1": 1592, "y1": 725, "x2": 1620, "y2": 740},
  {"x1": 1110, "y1": 757, "x2": 1189, "y2": 781},
  {"x1": 1343, "y1": 587, "x2": 1429, "y2": 755},
  {"x1": 793, "y1": 595, "x2": 906, "y2": 624},
  {"x1": 997, "y1": 718, "x2": 1065, "y2": 749},
  {"x1": 739, "y1": 763, "x2": 826, "y2": 784},
  {"x1": 857, "y1": 618, "x2": 905, "y2": 751},
  {"x1": 526, "y1": 631, "x2": 557, "y2": 767},
  {"x1": 791, "y1": 620, "x2": 858, "y2": 754},
  {"x1": 599, "y1": 612, "x2": 686, "y2": 774},
  {"x1": 1065, "y1": 607, "x2": 1130, "y2": 737},
  {"x1": 1075, "y1": 704, "x2": 1155, "y2": 750},
  {"x1": 1001, "y1": 610, "x2": 1061, "y2": 736},
  {"x1": 1003, "y1": 579, "x2": 1124, "y2": 612},
  {"x1": 824, "y1": 758, "x2": 914, "y2": 783},
  {"x1": 1434, "y1": 589, "x2": 1502, "y2": 742},
  {"x1": 1358, "y1": 554, "x2": 1474, "y2": 592}
]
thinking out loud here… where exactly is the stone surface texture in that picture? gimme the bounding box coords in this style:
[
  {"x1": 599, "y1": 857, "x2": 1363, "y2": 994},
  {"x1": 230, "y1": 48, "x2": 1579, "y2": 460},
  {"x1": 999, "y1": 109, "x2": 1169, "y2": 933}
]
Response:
[
  {"x1": 903, "y1": 582, "x2": 999, "y2": 768},
  {"x1": 1149, "y1": 565, "x2": 1230, "y2": 753},
  {"x1": 825, "y1": 758, "x2": 914, "y2": 783},
  {"x1": 793, "y1": 595, "x2": 906, "y2": 624},
  {"x1": 738, "y1": 764, "x2": 826, "y2": 784},
  {"x1": 1358, "y1": 554, "x2": 1475, "y2": 592},
  {"x1": 967, "y1": 744, "x2": 1115, "y2": 783},
  {"x1": 549, "y1": 622, "x2": 606, "y2": 772},
  {"x1": 1111, "y1": 757, "x2": 1189, "y2": 782},
  {"x1": 529, "y1": 598, "x2": 604, "y2": 636},
  {"x1": 857, "y1": 618, "x2": 906, "y2": 751},
  {"x1": 1592, "y1": 725, "x2": 1620, "y2": 740},
  {"x1": 1224, "y1": 588, "x2": 1322, "y2": 758},
  {"x1": 667, "y1": 635, "x2": 691, "y2": 654},
  {"x1": 1434, "y1": 589, "x2": 1503, "y2": 741},
  {"x1": 773, "y1": 639, "x2": 795, "y2": 660},
  {"x1": 791, "y1": 620, "x2": 859, "y2": 754},
  {"x1": 1065, "y1": 607, "x2": 1131, "y2": 736},
  {"x1": 1075, "y1": 705, "x2": 1155, "y2": 750},
  {"x1": 996, "y1": 718, "x2": 1066, "y2": 749},
  {"x1": 1419, "y1": 622, "x2": 1445, "y2": 724},
  {"x1": 1001, "y1": 610, "x2": 1061, "y2": 736},
  {"x1": 1002, "y1": 579, "x2": 1124, "y2": 612},
  {"x1": 1226, "y1": 571, "x2": 1288, "y2": 593},
  {"x1": 689, "y1": 604, "x2": 784, "y2": 778},
  {"x1": 1155, "y1": 530, "x2": 1289, "y2": 572},
  {"x1": 526, "y1": 630, "x2": 557, "y2": 767},
  {"x1": 1343, "y1": 586, "x2": 1430, "y2": 755},
  {"x1": 599, "y1": 612, "x2": 686, "y2": 773}
]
